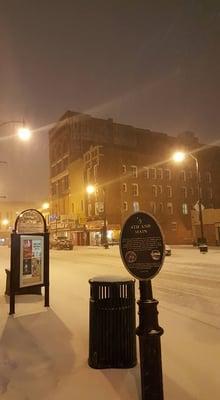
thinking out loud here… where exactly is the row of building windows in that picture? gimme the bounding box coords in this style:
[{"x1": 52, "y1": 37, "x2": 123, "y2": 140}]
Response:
[
  {"x1": 122, "y1": 183, "x2": 213, "y2": 199},
  {"x1": 122, "y1": 201, "x2": 189, "y2": 215},
  {"x1": 122, "y1": 164, "x2": 212, "y2": 183}
]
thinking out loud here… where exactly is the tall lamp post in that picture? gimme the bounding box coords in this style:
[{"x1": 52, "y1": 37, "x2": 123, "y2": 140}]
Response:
[
  {"x1": 173, "y1": 151, "x2": 205, "y2": 246},
  {"x1": 86, "y1": 184, "x2": 109, "y2": 249}
]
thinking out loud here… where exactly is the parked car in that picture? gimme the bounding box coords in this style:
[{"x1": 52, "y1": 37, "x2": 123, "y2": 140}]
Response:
[
  {"x1": 57, "y1": 238, "x2": 73, "y2": 250},
  {"x1": 165, "y1": 244, "x2": 171, "y2": 256},
  {"x1": 50, "y1": 237, "x2": 73, "y2": 250}
]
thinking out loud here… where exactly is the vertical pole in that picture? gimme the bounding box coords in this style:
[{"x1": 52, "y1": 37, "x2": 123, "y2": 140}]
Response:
[
  {"x1": 44, "y1": 285, "x2": 49, "y2": 307},
  {"x1": 103, "y1": 188, "x2": 109, "y2": 249},
  {"x1": 194, "y1": 156, "x2": 205, "y2": 243},
  {"x1": 9, "y1": 234, "x2": 15, "y2": 314},
  {"x1": 136, "y1": 280, "x2": 164, "y2": 400}
]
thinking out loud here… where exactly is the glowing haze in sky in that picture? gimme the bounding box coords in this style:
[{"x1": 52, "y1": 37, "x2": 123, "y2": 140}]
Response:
[{"x1": 0, "y1": 1, "x2": 220, "y2": 200}]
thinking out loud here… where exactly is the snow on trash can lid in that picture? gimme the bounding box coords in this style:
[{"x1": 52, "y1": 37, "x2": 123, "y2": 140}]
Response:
[{"x1": 89, "y1": 275, "x2": 135, "y2": 283}]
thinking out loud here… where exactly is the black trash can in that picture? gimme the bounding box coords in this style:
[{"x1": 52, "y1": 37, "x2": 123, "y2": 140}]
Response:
[{"x1": 88, "y1": 276, "x2": 137, "y2": 369}]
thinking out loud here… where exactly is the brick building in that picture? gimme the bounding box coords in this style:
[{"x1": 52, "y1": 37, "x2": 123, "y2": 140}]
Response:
[{"x1": 49, "y1": 111, "x2": 220, "y2": 245}]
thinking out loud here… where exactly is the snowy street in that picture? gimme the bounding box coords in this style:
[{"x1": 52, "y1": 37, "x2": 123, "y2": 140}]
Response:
[{"x1": 0, "y1": 245, "x2": 219, "y2": 399}]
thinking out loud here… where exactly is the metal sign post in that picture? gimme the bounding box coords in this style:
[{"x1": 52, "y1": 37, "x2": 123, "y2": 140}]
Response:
[{"x1": 120, "y1": 211, "x2": 165, "y2": 400}]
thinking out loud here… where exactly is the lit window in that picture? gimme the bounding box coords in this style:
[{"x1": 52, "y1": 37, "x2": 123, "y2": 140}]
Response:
[
  {"x1": 188, "y1": 170, "x2": 193, "y2": 179},
  {"x1": 150, "y1": 201, "x2": 156, "y2": 214},
  {"x1": 133, "y1": 201, "x2": 139, "y2": 212},
  {"x1": 181, "y1": 186, "x2": 187, "y2": 198},
  {"x1": 164, "y1": 169, "x2": 171, "y2": 180},
  {"x1": 182, "y1": 203, "x2": 188, "y2": 215},
  {"x1": 123, "y1": 201, "x2": 128, "y2": 211},
  {"x1": 94, "y1": 164, "x2": 98, "y2": 180},
  {"x1": 132, "y1": 183, "x2": 139, "y2": 196},
  {"x1": 87, "y1": 167, "x2": 92, "y2": 182},
  {"x1": 206, "y1": 172, "x2": 212, "y2": 183},
  {"x1": 207, "y1": 188, "x2": 213, "y2": 199},
  {"x1": 158, "y1": 203, "x2": 164, "y2": 213},
  {"x1": 158, "y1": 185, "x2": 162, "y2": 195},
  {"x1": 131, "y1": 165, "x2": 138, "y2": 177},
  {"x1": 167, "y1": 202, "x2": 173, "y2": 215},
  {"x1": 167, "y1": 186, "x2": 172, "y2": 198},
  {"x1": 157, "y1": 168, "x2": 163, "y2": 179},
  {"x1": 122, "y1": 183, "x2": 127, "y2": 192},
  {"x1": 149, "y1": 168, "x2": 156, "y2": 179},
  {"x1": 88, "y1": 203, "x2": 92, "y2": 217},
  {"x1": 180, "y1": 170, "x2": 186, "y2": 181},
  {"x1": 122, "y1": 164, "x2": 126, "y2": 174},
  {"x1": 143, "y1": 167, "x2": 149, "y2": 179},
  {"x1": 152, "y1": 185, "x2": 157, "y2": 197},
  {"x1": 95, "y1": 202, "x2": 99, "y2": 215}
]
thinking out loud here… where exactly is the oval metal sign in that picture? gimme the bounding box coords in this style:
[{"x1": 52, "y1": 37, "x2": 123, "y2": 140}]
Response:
[{"x1": 120, "y1": 211, "x2": 165, "y2": 280}]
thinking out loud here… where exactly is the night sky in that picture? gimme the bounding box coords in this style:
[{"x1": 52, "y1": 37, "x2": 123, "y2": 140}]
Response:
[{"x1": 0, "y1": 1, "x2": 220, "y2": 201}]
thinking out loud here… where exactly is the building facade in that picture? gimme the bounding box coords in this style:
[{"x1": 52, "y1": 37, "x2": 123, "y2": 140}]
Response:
[{"x1": 49, "y1": 111, "x2": 220, "y2": 245}]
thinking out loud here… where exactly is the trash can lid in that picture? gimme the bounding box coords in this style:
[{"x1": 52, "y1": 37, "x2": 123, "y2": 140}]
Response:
[{"x1": 89, "y1": 275, "x2": 135, "y2": 283}]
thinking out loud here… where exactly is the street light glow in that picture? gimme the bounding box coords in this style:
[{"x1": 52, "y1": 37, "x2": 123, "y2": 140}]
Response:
[
  {"x1": 42, "y1": 202, "x2": 50, "y2": 210},
  {"x1": 2, "y1": 218, "x2": 9, "y2": 226},
  {"x1": 17, "y1": 127, "x2": 31, "y2": 141},
  {"x1": 86, "y1": 184, "x2": 95, "y2": 194},
  {"x1": 172, "y1": 151, "x2": 186, "y2": 163}
]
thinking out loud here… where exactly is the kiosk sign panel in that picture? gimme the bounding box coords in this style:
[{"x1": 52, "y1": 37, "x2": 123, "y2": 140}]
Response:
[
  {"x1": 20, "y1": 235, "x2": 44, "y2": 287},
  {"x1": 120, "y1": 211, "x2": 165, "y2": 280},
  {"x1": 9, "y1": 208, "x2": 49, "y2": 315}
]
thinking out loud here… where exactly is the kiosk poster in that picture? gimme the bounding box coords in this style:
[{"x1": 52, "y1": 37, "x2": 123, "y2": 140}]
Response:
[
  {"x1": 120, "y1": 212, "x2": 165, "y2": 280},
  {"x1": 20, "y1": 235, "x2": 44, "y2": 287}
]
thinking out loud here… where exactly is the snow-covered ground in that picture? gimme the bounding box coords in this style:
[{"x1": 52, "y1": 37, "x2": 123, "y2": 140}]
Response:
[{"x1": 0, "y1": 245, "x2": 219, "y2": 399}]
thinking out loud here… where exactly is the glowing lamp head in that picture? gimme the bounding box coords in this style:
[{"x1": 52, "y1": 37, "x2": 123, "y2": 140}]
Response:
[
  {"x1": 86, "y1": 184, "x2": 95, "y2": 194},
  {"x1": 17, "y1": 127, "x2": 31, "y2": 141},
  {"x1": 172, "y1": 151, "x2": 186, "y2": 163},
  {"x1": 42, "y1": 202, "x2": 50, "y2": 210}
]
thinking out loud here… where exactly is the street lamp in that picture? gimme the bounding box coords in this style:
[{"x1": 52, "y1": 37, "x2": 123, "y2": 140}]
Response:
[
  {"x1": 172, "y1": 151, "x2": 205, "y2": 246},
  {"x1": 0, "y1": 120, "x2": 31, "y2": 141},
  {"x1": 86, "y1": 184, "x2": 109, "y2": 249}
]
